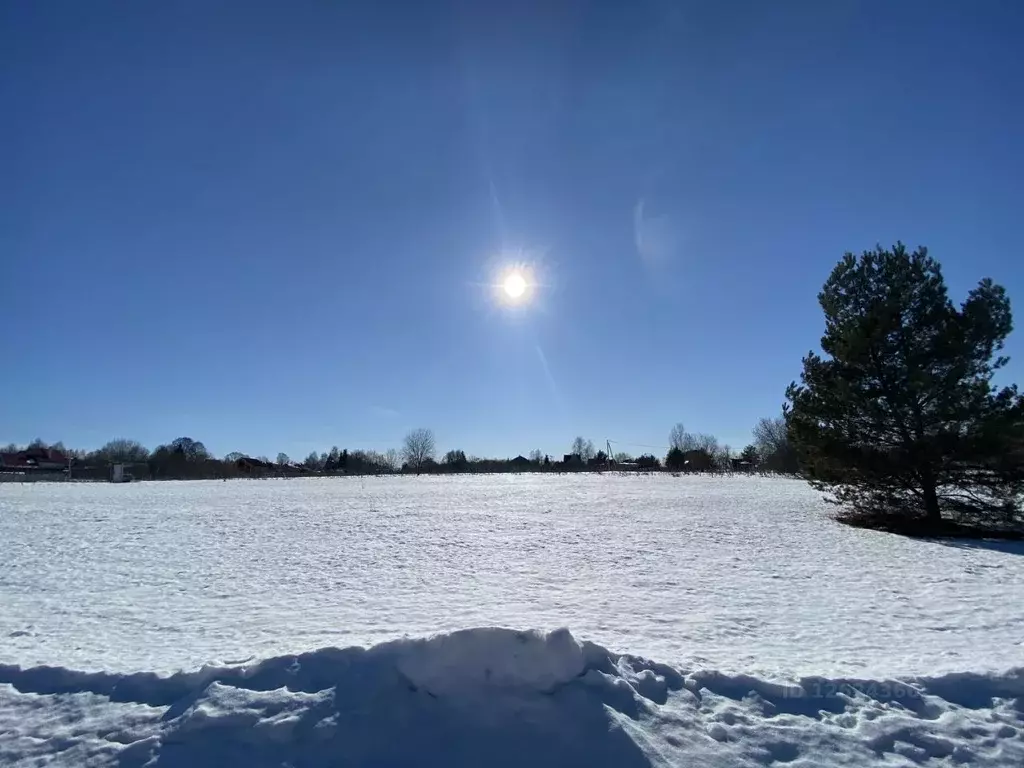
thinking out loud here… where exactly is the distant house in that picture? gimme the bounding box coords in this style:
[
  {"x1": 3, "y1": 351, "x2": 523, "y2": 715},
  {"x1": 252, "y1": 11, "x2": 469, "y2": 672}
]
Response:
[
  {"x1": 510, "y1": 455, "x2": 532, "y2": 471},
  {"x1": 562, "y1": 453, "x2": 583, "y2": 468},
  {"x1": 731, "y1": 458, "x2": 755, "y2": 472},
  {"x1": 1, "y1": 447, "x2": 69, "y2": 472},
  {"x1": 235, "y1": 456, "x2": 275, "y2": 476},
  {"x1": 0, "y1": 452, "x2": 23, "y2": 470}
]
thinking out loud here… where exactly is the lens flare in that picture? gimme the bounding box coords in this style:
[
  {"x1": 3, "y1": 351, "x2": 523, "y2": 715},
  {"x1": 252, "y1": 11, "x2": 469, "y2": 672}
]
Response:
[
  {"x1": 494, "y1": 264, "x2": 535, "y2": 306},
  {"x1": 503, "y1": 272, "x2": 527, "y2": 299}
]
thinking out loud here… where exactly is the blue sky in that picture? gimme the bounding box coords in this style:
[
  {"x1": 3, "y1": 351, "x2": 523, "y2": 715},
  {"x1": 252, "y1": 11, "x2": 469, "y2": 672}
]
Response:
[{"x1": 3, "y1": 0, "x2": 1023, "y2": 460}]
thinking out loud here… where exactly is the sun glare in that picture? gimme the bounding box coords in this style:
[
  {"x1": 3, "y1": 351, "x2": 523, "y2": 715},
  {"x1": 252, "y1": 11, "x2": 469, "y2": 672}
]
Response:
[
  {"x1": 503, "y1": 271, "x2": 527, "y2": 299},
  {"x1": 492, "y1": 261, "x2": 537, "y2": 307}
]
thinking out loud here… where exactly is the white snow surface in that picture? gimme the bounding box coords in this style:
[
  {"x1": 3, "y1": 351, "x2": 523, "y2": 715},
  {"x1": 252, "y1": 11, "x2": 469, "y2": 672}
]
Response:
[
  {"x1": 2, "y1": 475, "x2": 1023, "y2": 766},
  {"x1": 2, "y1": 474, "x2": 1021, "y2": 676}
]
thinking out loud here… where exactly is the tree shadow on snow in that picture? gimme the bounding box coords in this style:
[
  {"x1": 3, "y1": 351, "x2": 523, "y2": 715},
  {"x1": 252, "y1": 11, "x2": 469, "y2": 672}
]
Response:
[
  {"x1": 838, "y1": 512, "x2": 1024, "y2": 556},
  {"x1": 114, "y1": 646, "x2": 654, "y2": 768},
  {"x1": 926, "y1": 537, "x2": 1024, "y2": 556}
]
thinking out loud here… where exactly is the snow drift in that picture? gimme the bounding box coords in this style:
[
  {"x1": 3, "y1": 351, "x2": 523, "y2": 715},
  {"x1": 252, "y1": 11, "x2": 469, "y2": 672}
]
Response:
[{"x1": 1, "y1": 628, "x2": 1021, "y2": 767}]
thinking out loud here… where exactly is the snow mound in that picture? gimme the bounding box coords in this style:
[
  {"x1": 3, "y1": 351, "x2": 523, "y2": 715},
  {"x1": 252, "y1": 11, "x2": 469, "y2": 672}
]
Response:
[
  {"x1": 394, "y1": 626, "x2": 585, "y2": 695},
  {"x1": 1, "y1": 627, "x2": 1022, "y2": 767}
]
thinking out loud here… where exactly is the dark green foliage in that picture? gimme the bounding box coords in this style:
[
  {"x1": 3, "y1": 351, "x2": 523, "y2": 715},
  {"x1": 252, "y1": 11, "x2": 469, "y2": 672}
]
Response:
[
  {"x1": 786, "y1": 243, "x2": 1024, "y2": 530},
  {"x1": 168, "y1": 437, "x2": 209, "y2": 462},
  {"x1": 665, "y1": 447, "x2": 685, "y2": 470},
  {"x1": 665, "y1": 446, "x2": 715, "y2": 472},
  {"x1": 324, "y1": 446, "x2": 341, "y2": 472},
  {"x1": 635, "y1": 454, "x2": 661, "y2": 470},
  {"x1": 443, "y1": 449, "x2": 469, "y2": 471}
]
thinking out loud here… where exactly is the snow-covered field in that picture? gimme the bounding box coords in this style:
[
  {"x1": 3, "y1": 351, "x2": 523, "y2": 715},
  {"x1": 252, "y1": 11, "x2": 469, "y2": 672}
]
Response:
[{"x1": 1, "y1": 475, "x2": 1022, "y2": 766}]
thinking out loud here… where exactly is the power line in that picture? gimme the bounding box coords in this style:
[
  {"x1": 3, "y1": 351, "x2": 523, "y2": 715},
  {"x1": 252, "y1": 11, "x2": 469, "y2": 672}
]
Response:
[{"x1": 607, "y1": 439, "x2": 671, "y2": 452}]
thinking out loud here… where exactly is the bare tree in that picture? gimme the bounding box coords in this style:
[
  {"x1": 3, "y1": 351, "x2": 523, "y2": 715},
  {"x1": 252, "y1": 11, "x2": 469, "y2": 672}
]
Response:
[
  {"x1": 694, "y1": 433, "x2": 719, "y2": 455},
  {"x1": 669, "y1": 423, "x2": 698, "y2": 452},
  {"x1": 571, "y1": 436, "x2": 586, "y2": 457},
  {"x1": 529, "y1": 449, "x2": 543, "y2": 464},
  {"x1": 351, "y1": 449, "x2": 387, "y2": 473},
  {"x1": 753, "y1": 413, "x2": 798, "y2": 473},
  {"x1": 384, "y1": 448, "x2": 400, "y2": 472},
  {"x1": 97, "y1": 438, "x2": 150, "y2": 463},
  {"x1": 276, "y1": 452, "x2": 290, "y2": 466},
  {"x1": 224, "y1": 452, "x2": 245, "y2": 462},
  {"x1": 753, "y1": 415, "x2": 788, "y2": 457},
  {"x1": 717, "y1": 444, "x2": 733, "y2": 470},
  {"x1": 669, "y1": 423, "x2": 685, "y2": 451},
  {"x1": 403, "y1": 428, "x2": 436, "y2": 470},
  {"x1": 570, "y1": 436, "x2": 596, "y2": 461}
]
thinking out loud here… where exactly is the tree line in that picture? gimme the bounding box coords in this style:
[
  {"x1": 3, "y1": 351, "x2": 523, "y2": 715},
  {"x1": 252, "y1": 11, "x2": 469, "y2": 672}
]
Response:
[{"x1": 3, "y1": 413, "x2": 794, "y2": 481}]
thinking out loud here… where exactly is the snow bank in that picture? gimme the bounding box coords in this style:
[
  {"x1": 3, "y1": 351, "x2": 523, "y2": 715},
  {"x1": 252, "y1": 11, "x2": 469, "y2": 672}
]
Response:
[
  {"x1": 395, "y1": 626, "x2": 585, "y2": 695},
  {"x1": 1, "y1": 628, "x2": 1022, "y2": 767}
]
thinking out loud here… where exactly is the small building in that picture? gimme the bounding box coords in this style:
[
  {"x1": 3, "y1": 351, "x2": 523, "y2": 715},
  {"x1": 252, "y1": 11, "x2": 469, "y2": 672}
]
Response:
[
  {"x1": 1, "y1": 448, "x2": 69, "y2": 473},
  {"x1": 235, "y1": 456, "x2": 275, "y2": 476},
  {"x1": 0, "y1": 452, "x2": 24, "y2": 470},
  {"x1": 509, "y1": 455, "x2": 532, "y2": 471}
]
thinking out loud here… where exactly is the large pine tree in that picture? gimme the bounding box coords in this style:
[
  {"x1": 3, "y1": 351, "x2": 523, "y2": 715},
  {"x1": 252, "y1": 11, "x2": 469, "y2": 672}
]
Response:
[{"x1": 786, "y1": 243, "x2": 1023, "y2": 530}]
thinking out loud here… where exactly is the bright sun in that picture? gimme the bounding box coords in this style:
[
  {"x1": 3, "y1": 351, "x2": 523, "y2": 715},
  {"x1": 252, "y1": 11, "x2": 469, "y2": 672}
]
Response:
[{"x1": 502, "y1": 271, "x2": 527, "y2": 299}]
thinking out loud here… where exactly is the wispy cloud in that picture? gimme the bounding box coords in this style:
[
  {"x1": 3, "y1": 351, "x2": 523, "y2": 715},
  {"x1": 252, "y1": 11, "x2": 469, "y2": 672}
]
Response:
[
  {"x1": 633, "y1": 198, "x2": 647, "y2": 256},
  {"x1": 633, "y1": 197, "x2": 680, "y2": 267}
]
